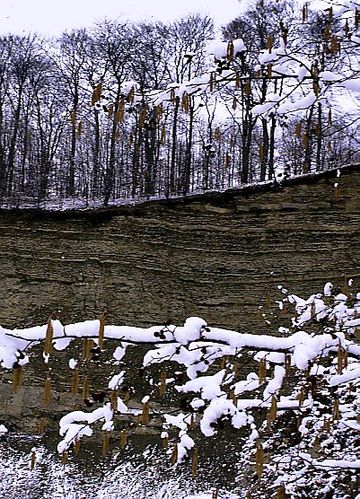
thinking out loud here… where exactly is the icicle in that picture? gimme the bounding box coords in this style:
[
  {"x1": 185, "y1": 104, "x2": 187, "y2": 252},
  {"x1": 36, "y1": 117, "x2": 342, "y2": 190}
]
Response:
[
  {"x1": 120, "y1": 429, "x2": 127, "y2": 449},
  {"x1": 44, "y1": 375, "x2": 52, "y2": 407},
  {"x1": 142, "y1": 401, "x2": 150, "y2": 424},
  {"x1": 227, "y1": 40, "x2": 234, "y2": 61},
  {"x1": 73, "y1": 438, "x2": 80, "y2": 455},
  {"x1": 192, "y1": 447, "x2": 199, "y2": 477},
  {"x1": 91, "y1": 83, "x2": 102, "y2": 106},
  {"x1": 102, "y1": 432, "x2": 110, "y2": 457},
  {"x1": 159, "y1": 369, "x2": 167, "y2": 397},
  {"x1": 71, "y1": 368, "x2": 79, "y2": 396},
  {"x1": 12, "y1": 365, "x2": 22, "y2": 393},
  {"x1": 333, "y1": 399, "x2": 340, "y2": 421},
  {"x1": 82, "y1": 375, "x2": 89, "y2": 402},
  {"x1": 110, "y1": 390, "x2": 118, "y2": 411},
  {"x1": 44, "y1": 318, "x2": 53, "y2": 357},
  {"x1": 255, "y1": 439, "x2": 264, "y2": 478},
  {"x1": 258, "y1": 358, "x2": 267, "y2": 383},
  {"x1": 30, "y1": 449, "x2": 36, "y2": 470},
  {"x1": 171, "y1": 444, "x2": 178, "y2": 464}
]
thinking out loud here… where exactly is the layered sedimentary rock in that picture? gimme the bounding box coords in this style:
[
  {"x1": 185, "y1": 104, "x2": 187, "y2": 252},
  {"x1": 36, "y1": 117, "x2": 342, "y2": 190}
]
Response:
[{"x1": 0, "y1": 165, "x2": 359, "y2": 332}]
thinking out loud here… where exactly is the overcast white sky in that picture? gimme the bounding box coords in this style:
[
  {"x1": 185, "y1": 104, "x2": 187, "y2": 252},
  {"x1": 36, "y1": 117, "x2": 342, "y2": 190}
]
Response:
[{"x1": 1, "y1": 0, "x2": 244, "y2": 36}]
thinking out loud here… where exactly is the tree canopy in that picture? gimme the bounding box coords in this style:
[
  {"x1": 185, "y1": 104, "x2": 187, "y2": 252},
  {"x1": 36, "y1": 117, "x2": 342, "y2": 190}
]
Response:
[{"x1": 0, "y1": 1, "x2": 358, "y2": 208}]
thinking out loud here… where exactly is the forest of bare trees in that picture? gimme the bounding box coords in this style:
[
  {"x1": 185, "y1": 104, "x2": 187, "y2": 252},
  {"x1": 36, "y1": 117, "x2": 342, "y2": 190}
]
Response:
[{"x1": 0, "y1": 1, "x2": 359, "y2": 208}]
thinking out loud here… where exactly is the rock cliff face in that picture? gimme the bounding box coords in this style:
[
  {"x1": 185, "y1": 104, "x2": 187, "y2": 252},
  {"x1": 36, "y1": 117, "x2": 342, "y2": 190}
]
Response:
[{"x1": 1, "y1": 165, "x2": 359, "y2": 332}]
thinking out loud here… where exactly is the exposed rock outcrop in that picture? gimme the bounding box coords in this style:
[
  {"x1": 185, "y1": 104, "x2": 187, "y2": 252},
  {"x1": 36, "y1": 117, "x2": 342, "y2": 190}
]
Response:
[{"x1": 0, "y1": 165, "x2": 359, "y2": 332}]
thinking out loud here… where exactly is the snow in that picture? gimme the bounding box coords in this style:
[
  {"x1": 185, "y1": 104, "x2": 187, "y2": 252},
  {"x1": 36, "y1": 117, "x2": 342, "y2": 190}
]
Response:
[
  {"x1": 343, "y1": 78, "x2": 360, "y2": 92},
  {"x1": 206, "y1": 38, "x2": 246, "y2": 60},
  {"x1": 108, "y1": 371, "x2": 125, "y2": 390}
]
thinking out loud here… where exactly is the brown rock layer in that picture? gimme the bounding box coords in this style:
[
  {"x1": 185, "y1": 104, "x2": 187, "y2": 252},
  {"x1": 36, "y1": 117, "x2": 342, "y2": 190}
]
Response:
[{"x1": 0, "y1": 165, "x2": 359, "y2": 332}]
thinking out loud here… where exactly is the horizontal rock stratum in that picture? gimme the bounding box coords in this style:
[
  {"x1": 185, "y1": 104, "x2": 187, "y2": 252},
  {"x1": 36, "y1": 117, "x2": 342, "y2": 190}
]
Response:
[{"x1": 0, "y1": 164, "x2": 359, "y2": 332}]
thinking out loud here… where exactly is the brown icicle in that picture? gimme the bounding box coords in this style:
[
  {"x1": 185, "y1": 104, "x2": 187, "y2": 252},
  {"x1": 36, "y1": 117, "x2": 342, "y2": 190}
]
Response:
[
  {"x1": 330, "y1": 35, "x2": 340, "y2": 54},
  {"x1": 310, "y1": 301, "x2": 316, "y2": 320},
  {"x1": 171, "y1": 444, "x2": 178, "y2": 464},
  {"x1": 285, "y1": 354, "x2": 292, "y2": 375},
  {"x1": 192, "y1": 447, "x2": 199, "y2": 477},
  {"x1": 107, "y1": 104, "x2": 114, "y2": 117},
  {"x1": 127, "y1": 86, "x2": 135, "y2": 103},
  {"x1": 343, "y1": 348, "x2": 348, "y2": 369},
  {"x1": 155, "y1": 104, "x2": 163, "y2": 121},
  {"x1": 227, "y1": 40, "x2": 234, "y2": 61},
  {"x1": 44, "y1": 318, "x2": 54, "y2": 356},
  {"x1": 268, "y1": 396, "x2": 278, "y2": 422},
  {"x1": 102, "y1": 432, "x2": 110, "y2": 457},
  {"x1": 162, "y1": 433, "x2": 169, "y2": 450},
  {"x1": 214, "y1": 127, "x2": 222, "y2": 142},
  {"x1": 115, "y1": 98, "x2": 125, "y2": 124},
  {"x1": 337, "y1": 342, "x2": 344, "y2": 374},
  {"x1": 160, "y1": 124, "x2": 166, "y2": 145},
  {"x1": 302, "y1": 132, "x2": 309, "y2": 150},
  {"x1": 255, "y1": 439, "x2": 264, "y2": 478},
  {"x1": 334, "y1": 183, "x2": 340, "y2": 201},
  {"x1": 120, "y1": 429, "x2": 127, "y2": 449},
  {"x1": 159, "y1": 369, "x2": 167, "y2": 397},
  {"x1": 232, "y1": 96, "x2": 237, "y2": 110},
  {"x1": 91, "y1": 82, "x2": 103, "y2": 106},
  {"x1": 61, "y1": 451, "x2": 68, "y2": 465},
  {"x1": 70, "y1": 110, "x2": 76, "y2": 126},
  {"x1": 12, "y1": 365, "x2": 22, "y2": 393},
  {"x1": 258, "y1": 358, "x2": 267, "y2": 383},
  {"x1": 30, "y1": 450, "x2": 36, "y2": 470},
  {"x1": 259, "y1": 143, "x2": 264, "y2": 161},
  {"x1": 323, "y1": 417, "x2": 331, "y2": 431},
  {"x1": 82, "y1": 375, "x2": 89, "y2": 402},
  {"x1": 142, "y1": 401, "x2": 150, "y2": 424},
  {"x1": 71, "y1": 368, "x2": 79, "y2": 396},
  {"x1": 297, "y1": 386, "x2": 306, "y2": 407},
  {"x1": 282, "y1": 29, "x2": 288, "y2": 47},
  {"x1": 188, "y1": 413, "x2": 196, "y2": 430},
  {"x1": 139, "y1": 106, "x2": 148, "y2": 128},
  {"x1": 230, "y1": 389, "x2": 237, "y2": 406},
  {"x1": 83, "y1": 338, "x2": 93, "y2": 362},
  {"x1": 182, "y1": 92, "x2": 189, "y2": 113},
  {"x1": 76, "y1": 121, "x2": 83, "y2": 138},
  {"x1": 245, "y1": 78, "x2": 251, "y2": 97},
  {"x1": 73, "y1": 438, "x2": 81, "y2": 455},
  {"x1": 302, "y1": 3, "x2": 308, "y2": 23},
  {"x1": 110, "y1": 390, "x2": 118, "y2": 411},
  {"x1": 275, "y1": 485, "x2": 287, "y2": 499},
  {"x1": 323, "y1": 24, "x2": 331, "y2": 42},
  {"x1": 44, "y1": 375, "x2": 52, "y2": 407},
  {"x1": 333, "y1": 399, "x2": 340, "y2": 421},
  {"x1": 224, "y1": 153, "x2": 231, "y2": 169},
  {"x1": 210, "y1": 72, "x2": 216, "y2": 92}
]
